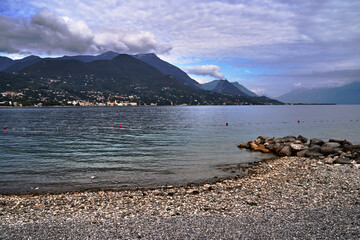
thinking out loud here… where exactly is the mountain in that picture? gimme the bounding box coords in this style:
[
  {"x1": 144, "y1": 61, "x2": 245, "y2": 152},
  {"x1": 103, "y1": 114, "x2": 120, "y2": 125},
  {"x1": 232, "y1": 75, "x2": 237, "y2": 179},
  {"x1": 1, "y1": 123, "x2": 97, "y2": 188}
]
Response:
[
  {"x1": 0, "y1": 52, "x2": 282, "y2": 106},
  {"x1": 231, "y1": 82, "x2": 257, "y2": 97},
  {"x1": 133, "y1": 53, "x2": 202, "y2": 90},
  {"x1": 58, "y1": 51, "x2": 119, "y2": 62},
  {"x1": 3, "y1": 55, "x2": 42, "y2": 73},
  {"x1": 201, "y1": 80, "x2": 249, "y2": 96},
  {"x1": 0, "y1": 57, "x2": 14, "y2": 71},
  {"x1": 277, "y1": 82, "x2": 360, "y2": 104}
]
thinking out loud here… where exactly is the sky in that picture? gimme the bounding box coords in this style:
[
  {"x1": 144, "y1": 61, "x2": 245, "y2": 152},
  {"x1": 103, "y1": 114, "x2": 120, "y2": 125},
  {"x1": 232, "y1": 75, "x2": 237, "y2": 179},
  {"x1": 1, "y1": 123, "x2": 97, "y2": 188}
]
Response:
[{"x1": 0, "y1": 0, "x2": 359, "y2": 97}]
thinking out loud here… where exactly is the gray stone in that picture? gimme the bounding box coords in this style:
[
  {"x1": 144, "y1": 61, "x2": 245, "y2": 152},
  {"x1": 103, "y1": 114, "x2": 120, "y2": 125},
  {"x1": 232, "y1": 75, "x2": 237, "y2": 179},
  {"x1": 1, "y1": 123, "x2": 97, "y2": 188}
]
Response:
[
  {"x1": 333, "y1": 157, "x2": 352, "y2": 164},
  {"x1": 267, "y1": 144, "x2": 275, "y2": 151},
  {"x1": 255, "y1": 138, "x2": 263, "y2": 145},
  {"x1": 310, "y1": 138, "x2": 324, "y2": 146},
  {"x1": 279, "y1": 145, "x2": 292, "y2": 156},
  {"x1": 297, "y1": 150, "x2": 308, "y2": 157},
  {"x1": 297, "y1": 135, "x2": 308, "y2": 143},
  {"x1": 323, "y1": 142, "x2": 341, "y2": 148},
  {"x1": 283, "y1": 136, "x2": 296, "y2": 142},
  {"x1": 329, "y1": 139, "x2": 346, "y2": 145},
  {"x1": 290, "y1": 143, "x2": 309, "y2": 152},
  {"x1": 343, "y1": 144, "x2": 353, "y2": 152},
  {"x1": 274, "y1": 143, "x2": 283, "y2": 152},
  {"x1": 305, "y1": 151, "x2": 324, "y2": 158},
  {"x1": 309, "y1": 145, "x2": 321, "y2": 153},
  {"x1": 320, "y1": 146, "x2": 338, "y2": 155},
  {"x1": 352, "y1": 144, "x2": 360, "y2": 150}
]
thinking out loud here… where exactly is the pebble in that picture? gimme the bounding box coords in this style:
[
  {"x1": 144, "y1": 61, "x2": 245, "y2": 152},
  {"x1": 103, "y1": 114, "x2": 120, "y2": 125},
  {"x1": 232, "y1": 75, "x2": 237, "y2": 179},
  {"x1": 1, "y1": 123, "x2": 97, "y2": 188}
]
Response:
[{"x1": 1, "y1": 156, "x2": 359, "y2": 239}]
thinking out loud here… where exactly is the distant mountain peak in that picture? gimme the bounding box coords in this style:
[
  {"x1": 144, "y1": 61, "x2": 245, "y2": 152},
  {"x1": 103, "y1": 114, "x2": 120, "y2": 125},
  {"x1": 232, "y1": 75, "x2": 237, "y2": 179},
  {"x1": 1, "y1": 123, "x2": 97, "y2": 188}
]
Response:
[
  {"x1": 277, "y1": 82, "x2": 360, "y2": 104},
  {"x1": 133, "y1": 53, "x2": 202, "y2": 90},
  {"x1": 97, "y1": 51, "x2": 119, "y2": 58},
  {"x1": 201, "y1": 79, "x2": 250, "y2": 97}
]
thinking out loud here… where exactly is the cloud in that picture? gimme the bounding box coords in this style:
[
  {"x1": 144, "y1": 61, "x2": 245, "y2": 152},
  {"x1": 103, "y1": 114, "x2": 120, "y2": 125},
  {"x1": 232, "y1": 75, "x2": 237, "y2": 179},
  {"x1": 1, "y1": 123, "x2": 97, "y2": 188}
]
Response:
[
  {"x1": 251, "y1": 88, "x2": 266, "y2": 94},
  {"x1": 185, "y1": 65, "x2": 224, "y2": 79},
  {"x1": 0, "y1": 8, "x2": 171, "y2": 55},
  {"x1": 1, "y1": 0, "x2": 360, "y2": 96}
]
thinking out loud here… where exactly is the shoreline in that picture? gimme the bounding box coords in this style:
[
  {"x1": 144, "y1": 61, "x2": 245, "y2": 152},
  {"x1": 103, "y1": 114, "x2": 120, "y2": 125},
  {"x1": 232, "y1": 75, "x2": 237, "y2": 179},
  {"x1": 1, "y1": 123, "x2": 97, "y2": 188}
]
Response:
[
  {"x1": 0, "y1": 156, "x2": 275, "y2": 197},
  {"x1": 1, "y1": 155, "x2": 359, "y2": 238},
  {"x1": 1, "y1": 155, "x2": 359, "y2": 216}
]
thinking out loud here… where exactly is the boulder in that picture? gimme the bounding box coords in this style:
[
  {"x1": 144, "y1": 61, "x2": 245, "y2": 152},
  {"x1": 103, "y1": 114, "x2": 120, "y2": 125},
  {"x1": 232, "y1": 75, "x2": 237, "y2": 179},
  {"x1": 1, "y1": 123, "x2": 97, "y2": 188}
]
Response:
[
  {"x1": 352, "y1": 144, "x2": 360, "y2": 150},
  {"x1": 255, "y1": 138, "x2": 263, "y2": 145},
  {"x1": 323, "y1": 142, "x2": 341, "y2": 148},
  {"x1": 249, "y1": 141, "x2": 259, "y2": 150},
  {"x1": 290, "y1": 143, "x2": 309, "y2": 152},
  {"x1": 283, "y1": 136, "x2": 296, "y2": 142},
  {"x1": 310, "y1": 138, "x2": 324, "y2": 146},
  {"x1": 329, "y1": 139, "x2": 346, "y2": 145},
  {"x1": 297, "y1": 150, "x2": 308, "y2": 157},
  {"x1": 273, "y1": 143, "x2": 283, "y2": 152},
  {"x1": 238, "y1": 144, "x2": 249, "y2": 149},
  {"x1": 333, "y1": 157, "x2": 352, "y2": 164},
  {"x1": 279, "y1": 145, "x2": 292, "y2": 156},
  {"x1": 305, "y1": 151, "x2": 324, "y2": 158},
  {"x1": 297, "y1": 135, "x2": 308, "y2": 143},
  {"x1": 320, "y1": 146, "x2": 339, "y2": 155},
  {"x1": 309, "y1": 145, "x2": 321, "y2": 153},
  {"x1": 267, "y1": 144, "x2": 275, "y2": 151},
  {"x1": 324, "y1": 157, "x2": 335, "y2": 164},
  {"x1": 343, "y1": 144, "x2": 353, "y2": 152}
]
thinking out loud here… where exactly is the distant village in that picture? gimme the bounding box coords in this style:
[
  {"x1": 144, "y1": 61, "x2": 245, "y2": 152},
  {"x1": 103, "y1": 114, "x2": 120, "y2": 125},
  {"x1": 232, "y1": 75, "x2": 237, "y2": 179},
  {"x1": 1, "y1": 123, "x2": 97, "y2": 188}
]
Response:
[{"x1": 0, "y1": 90, "x2": 160, "y2": 107}]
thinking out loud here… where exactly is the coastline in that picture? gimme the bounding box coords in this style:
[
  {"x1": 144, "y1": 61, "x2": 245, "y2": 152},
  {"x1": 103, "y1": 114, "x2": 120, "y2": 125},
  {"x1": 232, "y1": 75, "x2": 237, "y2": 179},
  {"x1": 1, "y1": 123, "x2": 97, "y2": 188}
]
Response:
[{"x1": 1, "y1": 156, "x2": 359, "y2": 238}]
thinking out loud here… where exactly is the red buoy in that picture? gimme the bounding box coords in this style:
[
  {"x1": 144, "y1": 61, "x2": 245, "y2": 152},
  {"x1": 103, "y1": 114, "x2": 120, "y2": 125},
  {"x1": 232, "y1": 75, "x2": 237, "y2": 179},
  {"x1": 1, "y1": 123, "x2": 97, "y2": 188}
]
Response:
[
  {"x1": 226, "y1": 122, "x2": 229, "y2": 126},
  {"x1": 3, "y1": 126, "x2": 6, "y2": 130},
  {"x1": 119, "y1": 125, "x2": 122, "y2": 129},
  {"x1": 297, "y1": 120, "x2": 300, "y2": 123}
]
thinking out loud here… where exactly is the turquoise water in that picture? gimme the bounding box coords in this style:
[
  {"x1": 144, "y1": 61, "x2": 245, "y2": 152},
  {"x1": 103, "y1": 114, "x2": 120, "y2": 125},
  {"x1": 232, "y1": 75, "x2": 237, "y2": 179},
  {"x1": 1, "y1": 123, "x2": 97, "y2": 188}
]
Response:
[{"x1": 0, "y1": 105, "x2": 359, "y2": 193}]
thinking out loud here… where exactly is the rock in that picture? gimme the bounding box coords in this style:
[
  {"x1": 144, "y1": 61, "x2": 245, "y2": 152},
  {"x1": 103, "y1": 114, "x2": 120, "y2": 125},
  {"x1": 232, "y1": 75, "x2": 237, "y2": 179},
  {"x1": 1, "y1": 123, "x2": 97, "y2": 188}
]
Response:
[
  {"x1": 279, "y1": 145, "x2": 292, "y2": 156},
  {"x1": 329, "y1": 139, "x2": 346, "y2": 145},
  {"x1": 283, "y1": 136, "x2": 296, "y2": 142},
  {"x1": 297, "y1": 150, "x2": 308, "y2": 157},
  {"x1": 352, "y1": 144, "x2": 360, "y2": 150},
  {"x1": 290, "y1": 143, "x2": 309, "y2": 152},
  {"x1": 324, "y1": 157, "x2": 335, "y2": 164},
  {"x1": 343, "y1": 144, "x2": 353, "y2": 151},
  {"x1": 333, "y1": 157, "x2": 352, "y2": 164},
  {"x1": 309, "y1": 145, "x2": 321, "y2": 153},
  {"x1": 305, "y1": 151, "x2": 324, "y2": 158},
  {"x1": 274, "y1": 143, "x2": 283, "y2": 152},
  {"x1": 297, "y1": 135, "x2": 308, "y2": 143},
  {"x1": 310, "y1": 138, "x2": 324, "y2": 146},
  {"x1": 255, "y1": 138, "x2": 263, "y2": 145},
  {"x1": 267, "y1": 144, "x2": 275, "y2": 151},
  {"x1": 352, "y1": 164, "x2": 360, "y2": 169},
  {"x1": 323, "y1": 142, "x2": 341, "y2": 148},
  {"x1": 320, "y1": 146, "x2": 339, "y2": 155},
  {"x1": 238, "y1": 144, "x2": 249, "y2": 149},
  {"x1": 249, "y1": 141, "x2": 258, "y2": 150}
]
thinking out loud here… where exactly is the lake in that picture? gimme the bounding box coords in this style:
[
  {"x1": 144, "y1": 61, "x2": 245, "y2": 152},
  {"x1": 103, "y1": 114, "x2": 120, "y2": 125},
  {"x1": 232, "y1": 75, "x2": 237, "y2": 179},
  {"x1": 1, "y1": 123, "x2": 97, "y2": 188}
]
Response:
[{"x1": 0, "y1": 105, "x2": 359, "y2": 193}]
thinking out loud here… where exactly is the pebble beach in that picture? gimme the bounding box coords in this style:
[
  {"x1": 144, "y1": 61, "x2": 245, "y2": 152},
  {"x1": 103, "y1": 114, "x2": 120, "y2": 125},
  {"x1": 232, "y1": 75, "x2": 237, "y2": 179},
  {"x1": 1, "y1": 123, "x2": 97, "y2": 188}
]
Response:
[{"x1": 1, "y1": 155, "x2": 359, "y2": 239}]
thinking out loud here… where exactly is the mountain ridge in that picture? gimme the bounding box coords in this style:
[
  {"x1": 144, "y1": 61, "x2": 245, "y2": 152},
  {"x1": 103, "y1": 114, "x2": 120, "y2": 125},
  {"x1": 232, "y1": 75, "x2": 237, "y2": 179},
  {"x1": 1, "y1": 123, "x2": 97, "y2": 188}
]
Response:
[{"x1": 277, "y1": 82, "x2": 360, "y2": 104}]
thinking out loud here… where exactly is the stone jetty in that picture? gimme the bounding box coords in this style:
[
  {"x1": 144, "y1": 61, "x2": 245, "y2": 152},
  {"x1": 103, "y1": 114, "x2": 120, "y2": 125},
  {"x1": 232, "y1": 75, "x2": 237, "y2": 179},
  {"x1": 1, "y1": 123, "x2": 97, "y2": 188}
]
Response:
[{"x1": 238, "y1": 135, "x2": 360, "y2": 166}]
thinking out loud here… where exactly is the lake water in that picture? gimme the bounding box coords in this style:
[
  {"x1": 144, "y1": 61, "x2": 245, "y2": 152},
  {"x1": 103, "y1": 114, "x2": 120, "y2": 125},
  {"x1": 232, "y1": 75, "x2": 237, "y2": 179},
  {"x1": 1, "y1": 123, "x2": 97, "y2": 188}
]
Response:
[{"x1": 1, "y1": 105, "x2": 359, "y2": 194}]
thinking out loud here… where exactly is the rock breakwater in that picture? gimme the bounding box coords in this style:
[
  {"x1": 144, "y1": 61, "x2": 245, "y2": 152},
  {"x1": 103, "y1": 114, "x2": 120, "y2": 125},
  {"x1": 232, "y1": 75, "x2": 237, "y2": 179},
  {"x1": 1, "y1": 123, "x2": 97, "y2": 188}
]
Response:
[{"x1": 238, "y1": 135, "x2": 360, "y2": 167}]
